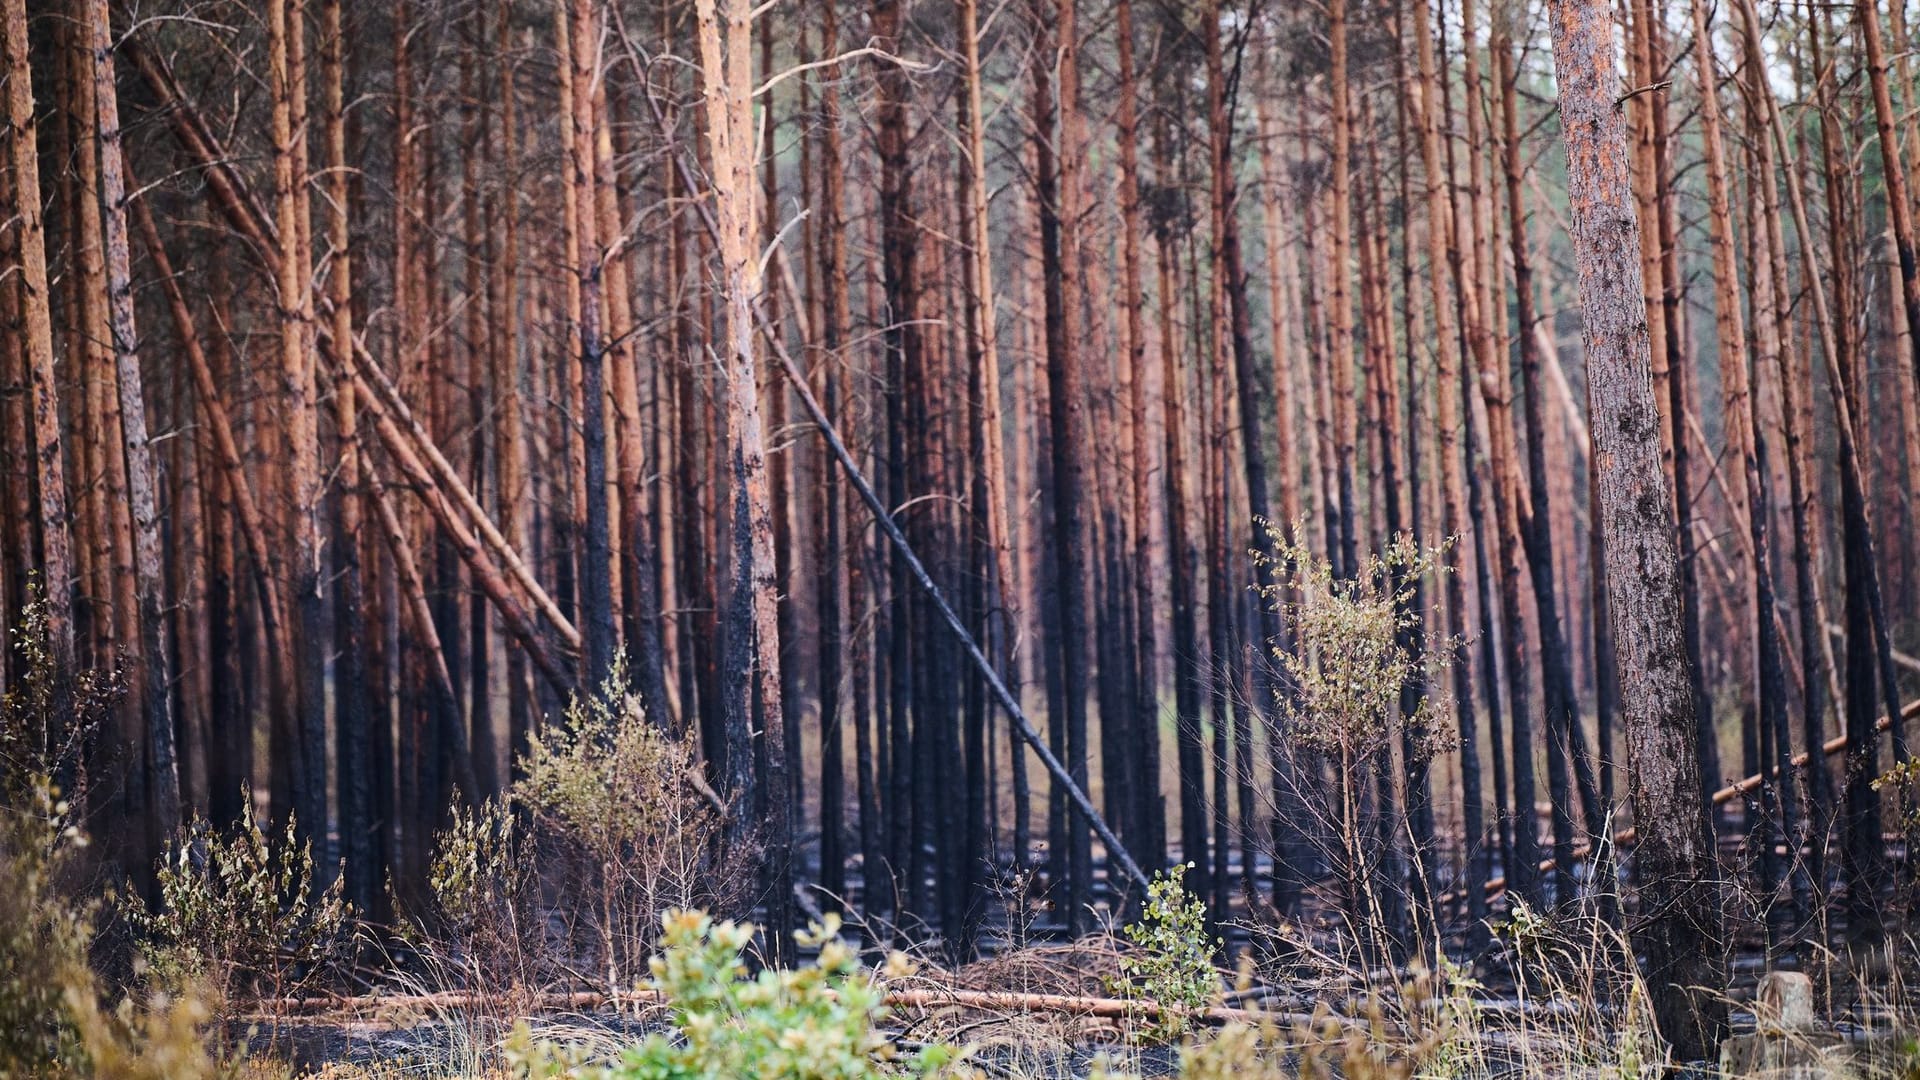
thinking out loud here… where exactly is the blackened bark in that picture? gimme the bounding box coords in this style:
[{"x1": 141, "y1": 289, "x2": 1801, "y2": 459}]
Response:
[{"x1": 1031, "y1": 0, "x2": 1094, "y2": 934}]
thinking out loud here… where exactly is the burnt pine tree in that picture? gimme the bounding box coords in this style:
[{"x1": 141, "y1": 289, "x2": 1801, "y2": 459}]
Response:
[{"x1": 1545, "y1": 0, "x2": 1728, "y2": 1057}]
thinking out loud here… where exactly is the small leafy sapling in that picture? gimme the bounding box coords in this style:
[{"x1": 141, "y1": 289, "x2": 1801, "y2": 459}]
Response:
[
  {"x1": 506, "y1": 909, "x2": 967, "y2": 1079},
  {"x1": 512, "y1": 652, "x2": 736, "y2": 996},
  {"x1": 1117, "y1": 864, "x2": 1220, "y2": 1043},
  {"x1": 1257, "y1": 524, "x2": 1456, "y2": 959}
]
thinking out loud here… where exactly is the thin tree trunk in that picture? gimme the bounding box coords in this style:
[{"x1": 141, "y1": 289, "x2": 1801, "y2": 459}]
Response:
[
  {"x1": 1031, "y1": 0, "x2": 1094, "y2": 934},
  {"x1": 1411, "y1": 0, "x2": 1486, "y2": 943},
  {"x1": 562, "y1": 0, "x2": 614, "y2": 689},
  {"x1": 1860, "y1": 0, "x2": 1920, "y2": 465},
  {"x1": 1327, "y1": 0, "x2": 1358, "y2": 578},
  {"x1": 493, "y1": 0, "x2": 532, "y2": 761},
  {"x1": 814, "y1": 0, "x2": 852, "y2": 910},
  {"x1": 1737, "y1": 11, "x2": 1836, "y2": 903},
  {"x1": 1155, "y1": 114, "x2": 1208, "y2": 901},
  {"x1": 959, "y1": 0, "x2": 1013, "y2": 933},
  {"x1": 4, "y1": 0, "x2": 75, "y2": 666},
  {"x1": 267, "y1": 0, "x2": 327, "y2": 858},
  {"x1": 321, "y1": 0, "x2": 375, "y2": 907},
  {"x1": 1459, "y1": 0, "x2": 1540, "y2": 909},
  {"x1": 1115, "y1": 0, "x2": 1165, "y2": 875},
  {"x1": 1689, "y1": 0, "x2": 1801, "y2": 922}
]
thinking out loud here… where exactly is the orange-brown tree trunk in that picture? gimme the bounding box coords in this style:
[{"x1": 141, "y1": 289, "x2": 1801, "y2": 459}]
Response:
[
  {"x1": 3, "y1": 0, "x2": 74, "y2": 666},
  {"x1": 694, "y1": 0, "x2": 791, "y2": 960}
]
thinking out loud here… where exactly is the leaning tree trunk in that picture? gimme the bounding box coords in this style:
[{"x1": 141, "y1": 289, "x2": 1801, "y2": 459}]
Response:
[{"x1": 1546, "y1": 0, "x2": 1728, "y2": 1058}]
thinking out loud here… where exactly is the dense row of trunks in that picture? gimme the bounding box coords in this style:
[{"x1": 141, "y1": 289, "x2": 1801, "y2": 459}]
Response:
[{"x1": 2, "y1": 0, "x2": 1918, "y2": 1055}]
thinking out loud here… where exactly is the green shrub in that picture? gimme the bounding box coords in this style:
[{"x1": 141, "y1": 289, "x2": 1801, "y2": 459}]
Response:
[
  {"x1": 128, "y1": 794, "x2": 347, "y2": 1006},
  {"x1": 420, "y1": 794, "x2": 544, "y2": 999},
  {"x1": 1, "y1": 595, "x2": 223, "y2": 1079},
  {"x1": 511, "y1": 655, "x2": 737, "y2": 995},
  {"x1": 1116, "y1": 864, "x2": 1220, "y2": 1043},
  {"x1": 507, "y1": 910, "x2": 965, "y2": 1079}
]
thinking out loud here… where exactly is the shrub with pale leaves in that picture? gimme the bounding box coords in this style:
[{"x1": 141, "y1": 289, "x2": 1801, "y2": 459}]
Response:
[
  {"x1": 510, "y1": 654, "x2": 737, "y2": 993},
  {"x1": 129, "y1": 795, "x2": 347, "y2": 1005},
  {"x1": 1258, "y1": 527, "x2": 1455, "y2": 769}
]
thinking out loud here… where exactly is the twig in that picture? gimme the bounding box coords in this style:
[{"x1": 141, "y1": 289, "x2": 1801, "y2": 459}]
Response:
[{"x1": 1616, "y1": 78, "x2": 1672, "y2": 106}]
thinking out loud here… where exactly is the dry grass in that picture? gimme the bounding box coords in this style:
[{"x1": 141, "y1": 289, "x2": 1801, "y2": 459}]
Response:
[{"x1": 160, "y1": 923, "x2": 1920, "y2": 1080}]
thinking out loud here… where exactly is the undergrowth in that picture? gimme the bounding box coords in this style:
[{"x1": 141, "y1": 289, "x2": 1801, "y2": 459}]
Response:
[
  {"x1": 129, "y1": 795, "x2": 349, "y2": 1007},
  {"x1": 506, "y1": 910, "x2": 967, "y2": 1079},
  {"x1": 1, "y1": 596, "x2": 228, "y2": 1079}
]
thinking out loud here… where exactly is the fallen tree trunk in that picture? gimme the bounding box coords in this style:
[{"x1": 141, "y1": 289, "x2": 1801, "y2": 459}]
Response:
[{"x1": 247, "y1": 986, "x2": 1291, "y2": 1029}]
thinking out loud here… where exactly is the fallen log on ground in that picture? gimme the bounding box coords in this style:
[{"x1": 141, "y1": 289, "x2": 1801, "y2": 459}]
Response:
[{"x1": 241, "y1": 987, "x2": 1314, "y2": 1030}]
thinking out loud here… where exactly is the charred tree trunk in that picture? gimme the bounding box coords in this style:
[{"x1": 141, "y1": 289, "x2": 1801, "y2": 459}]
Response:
[{"x1": 1031, "y1": 0, "x2": 1094, "y2": 934}]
